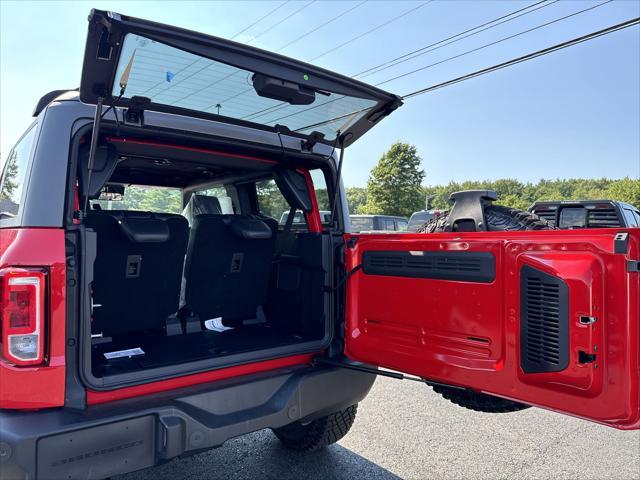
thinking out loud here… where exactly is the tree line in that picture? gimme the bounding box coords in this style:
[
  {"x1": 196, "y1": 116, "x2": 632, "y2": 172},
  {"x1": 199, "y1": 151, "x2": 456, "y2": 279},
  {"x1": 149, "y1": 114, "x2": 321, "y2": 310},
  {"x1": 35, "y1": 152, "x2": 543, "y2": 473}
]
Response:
[{"x1": 347, "y1": 141, "x2": 639, "y2": 218}]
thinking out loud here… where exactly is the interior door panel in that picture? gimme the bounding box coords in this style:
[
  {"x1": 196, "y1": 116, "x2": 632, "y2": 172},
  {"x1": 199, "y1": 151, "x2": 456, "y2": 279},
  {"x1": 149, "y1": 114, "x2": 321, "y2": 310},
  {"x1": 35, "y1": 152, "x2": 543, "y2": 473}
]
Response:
[{"x1": 344, "y1": 229, "x2": 640, "y2": 429}]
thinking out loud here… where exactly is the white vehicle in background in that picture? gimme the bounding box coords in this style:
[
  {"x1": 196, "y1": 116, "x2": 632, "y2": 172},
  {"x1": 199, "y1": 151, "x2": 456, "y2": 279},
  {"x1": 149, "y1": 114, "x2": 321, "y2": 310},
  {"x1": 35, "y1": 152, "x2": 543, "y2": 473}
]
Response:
[{"x1": 280, "y1": 209, "x2": 332, "y2": 226}]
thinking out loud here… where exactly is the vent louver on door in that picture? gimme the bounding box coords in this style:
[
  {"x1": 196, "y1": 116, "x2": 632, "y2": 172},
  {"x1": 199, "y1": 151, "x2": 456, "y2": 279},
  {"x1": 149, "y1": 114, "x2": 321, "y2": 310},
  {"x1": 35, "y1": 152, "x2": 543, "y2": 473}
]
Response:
[
  {"x1": 587, "y1": 207, "x2": 621, "y2": 228},
  {"x1": 362, "y1": 251, "x2": 495, "y2": 283},
  {"x1": 520, "y1": 265, "x2": 569, "y2": 373}
]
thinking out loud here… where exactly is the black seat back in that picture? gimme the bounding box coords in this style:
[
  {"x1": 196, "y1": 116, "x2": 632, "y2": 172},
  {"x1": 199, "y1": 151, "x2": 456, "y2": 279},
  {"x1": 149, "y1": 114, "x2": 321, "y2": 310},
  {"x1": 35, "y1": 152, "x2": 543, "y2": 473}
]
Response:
[
  {"x1": 85, "y1": 211, "x2": 189, "y2": 337},
  {"x1": 182, "y1": 194, "x2": 223, "y2": 225},
  {"x1": 185, "y1": 215, "x2": 274, "y2": 322}
]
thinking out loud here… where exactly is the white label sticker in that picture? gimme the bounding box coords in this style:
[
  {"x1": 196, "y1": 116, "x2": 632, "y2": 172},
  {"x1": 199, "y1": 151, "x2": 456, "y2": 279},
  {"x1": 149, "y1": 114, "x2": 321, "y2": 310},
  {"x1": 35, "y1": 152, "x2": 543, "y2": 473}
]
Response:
[
  {"x1": 104, "y1": 347, "x2": 145, "y2": 359},
  {"x1": 204, "y1": 317, "x2": 233, "y2": 332}
]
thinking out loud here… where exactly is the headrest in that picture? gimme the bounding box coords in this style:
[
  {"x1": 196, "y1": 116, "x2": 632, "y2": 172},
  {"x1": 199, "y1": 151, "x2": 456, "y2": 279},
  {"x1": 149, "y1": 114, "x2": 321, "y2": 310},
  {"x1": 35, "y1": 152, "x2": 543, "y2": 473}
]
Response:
[
  {"x1": 228, "y1": 217, "x2": 272, "y2": 240},
  {"x1": 183, "y1": 194, "x2": 222, "y2": 225},
  {"x1": 192, "y1": 195, "x2": 222, "y2": 215},
  {"x1": 118, "y1": 216, "x2": 170, "y2": 243}
]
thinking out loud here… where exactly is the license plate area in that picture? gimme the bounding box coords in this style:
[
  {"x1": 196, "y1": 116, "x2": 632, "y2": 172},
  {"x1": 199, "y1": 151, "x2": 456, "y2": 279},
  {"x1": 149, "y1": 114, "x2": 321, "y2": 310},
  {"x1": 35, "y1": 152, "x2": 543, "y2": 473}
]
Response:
[{"x1": 37, "y1": 416, "x2": 155, "y2": 479}]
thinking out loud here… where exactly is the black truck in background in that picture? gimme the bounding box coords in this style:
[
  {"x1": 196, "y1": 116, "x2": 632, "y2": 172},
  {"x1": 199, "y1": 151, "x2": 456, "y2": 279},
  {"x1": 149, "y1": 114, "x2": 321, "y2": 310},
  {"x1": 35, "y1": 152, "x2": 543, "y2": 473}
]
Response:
[{"x1": 530, "y1": 200, "x2": 640, "y2": 228}]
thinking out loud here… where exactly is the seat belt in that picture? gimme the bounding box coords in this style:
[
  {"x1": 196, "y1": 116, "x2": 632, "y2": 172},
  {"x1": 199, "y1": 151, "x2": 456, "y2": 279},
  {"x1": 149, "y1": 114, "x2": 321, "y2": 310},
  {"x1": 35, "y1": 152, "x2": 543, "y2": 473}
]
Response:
[{"x1": 275, "y1": 206, "x2": 297, "y2": 260}]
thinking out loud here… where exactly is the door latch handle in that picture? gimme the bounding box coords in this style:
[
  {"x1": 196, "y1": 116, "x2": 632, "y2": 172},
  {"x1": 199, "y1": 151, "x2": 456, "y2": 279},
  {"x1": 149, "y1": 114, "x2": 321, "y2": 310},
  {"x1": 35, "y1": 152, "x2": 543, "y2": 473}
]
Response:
[{"x1": 578, "y1": 351, "x2": 597, "y2": 364}]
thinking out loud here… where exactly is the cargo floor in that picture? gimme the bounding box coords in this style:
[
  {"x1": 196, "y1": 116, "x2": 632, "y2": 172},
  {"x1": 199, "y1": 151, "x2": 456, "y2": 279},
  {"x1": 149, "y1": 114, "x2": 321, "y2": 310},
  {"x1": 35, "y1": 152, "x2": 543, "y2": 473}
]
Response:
[{"x1": 91, "y1": 323, "x2": 312, "y2": 377}]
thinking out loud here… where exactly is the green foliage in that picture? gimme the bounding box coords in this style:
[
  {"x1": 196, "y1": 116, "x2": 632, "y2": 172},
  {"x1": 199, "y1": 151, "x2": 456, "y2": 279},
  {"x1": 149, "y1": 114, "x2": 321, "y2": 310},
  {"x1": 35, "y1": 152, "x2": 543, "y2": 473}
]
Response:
[
  {"x1": 361, "y1": 142, "x2": 425, "y2": 217},
  {"x1": 255, "y1": 179, "x2": 289, "y2": 220},
  {"x1": 93, "y1": 185, "x2": 182, "y2": 214},
  {"x1": 314, "y1": 188, "x2": 331, "y2": 211},
  {"x1": 0, "y1": 152, "x2": 19, "y2": 201},
  {"x1": 137, "y1": 188, "x2": 181, "y2": 213},
  {"x1": 424, "y1": 177, "x2": 639, "y2": 212},
  {"x1": 345, "y1": 187, "x2": 367, "y2": 213},
  {"x1": 605, "y1": 177, "x2": 640, "y2": 207}
]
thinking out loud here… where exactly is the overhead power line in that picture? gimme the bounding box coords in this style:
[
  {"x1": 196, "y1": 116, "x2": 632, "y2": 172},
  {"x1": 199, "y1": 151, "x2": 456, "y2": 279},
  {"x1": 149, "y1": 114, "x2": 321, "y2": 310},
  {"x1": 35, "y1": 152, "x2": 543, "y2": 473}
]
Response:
[
  {"x1": 275, "y1": 0, "x2": 367, "y2": 52},
  {"x1": 307, "y1": 1, "x2": 433, "y2": 62},
  {"x1": 375, "y1": 0, "x2": 613, "y2": 87},
  {"x1": 139, "y1": 0, "x2": 298, "y2": 96},
  {"x1": 243, "y1": 1, "x2": 433, "y2": 121},
  {"x1": 142, "y1": 0, "x2": 317, "y2": 102},
  {"x1": 292, "y1": 16, "x2": 640, "y2": 133},
  {"x1": 249, "y1": 1, "x2": 613, "y2": 124},
  {"x1": 246, "y1": 0, "x2": 317, "y2": 44},
  {"x1": 401, "y1": 16, "x2": 640, "y2": 99},
  {"x1": 230, "y1": 1, "x2": 290, "y2": 40},
  {"x1": 353, "y1": 0, "x2": 554, "y2": 79}
]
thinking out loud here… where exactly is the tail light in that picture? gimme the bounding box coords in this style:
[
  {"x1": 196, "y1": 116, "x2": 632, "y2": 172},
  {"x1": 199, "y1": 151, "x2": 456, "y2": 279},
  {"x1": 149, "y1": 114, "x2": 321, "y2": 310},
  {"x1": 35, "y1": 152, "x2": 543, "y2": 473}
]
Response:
[{"x1": 0, "y1": 268, "x2": 46, "y2": 366}]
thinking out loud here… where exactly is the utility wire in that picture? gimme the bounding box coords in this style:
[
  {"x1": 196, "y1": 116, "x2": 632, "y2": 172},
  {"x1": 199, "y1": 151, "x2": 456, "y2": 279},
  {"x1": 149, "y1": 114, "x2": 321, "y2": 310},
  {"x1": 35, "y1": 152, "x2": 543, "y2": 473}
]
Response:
[
  {"x1": 401, "y1": 16, "x2": 640, "y2": 99},
  {"x1": 275, "y1": 0, "x2": 367, "y2": 52},
  {"x1": 231, "y1": 1, "x2": 290, "y2": 40},
  {"x1": 243, "y1": 0, "x2": 433, "y2": 121},
  {"x1": 353, "y1": 0, "x2": 554, "y2": 79},
  {"x1": 374, "y1": 0, "x2": 613, "y2": 87},
  {"x1": 292, "y1": 17, "x2": 640, "y2": 133},
  {"x1": 139, "y1": 0, "x2": 314, "y2": 97},
  {"x1": 307, "y1": 1, "x2": 433, "y2": 62},
  {"x1": 140, "y1": 0, "x2": 290, "y2": 96},
  {"x1": 147, "y1": 1, "x2": 317, "y2": 104},
  {"x1": 254, "y1": 1, "x2": 612, "y2": 125},
  {"x1": 247, "y1": 0, "x2": 317, "y2": 44}
]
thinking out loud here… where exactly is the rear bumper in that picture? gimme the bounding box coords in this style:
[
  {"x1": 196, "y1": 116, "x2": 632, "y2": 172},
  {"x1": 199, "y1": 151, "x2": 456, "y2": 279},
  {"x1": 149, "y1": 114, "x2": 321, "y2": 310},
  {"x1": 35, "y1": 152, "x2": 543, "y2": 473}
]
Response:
[{"x1": 0, "y1": 365, "x2": 375, "y2": 480}]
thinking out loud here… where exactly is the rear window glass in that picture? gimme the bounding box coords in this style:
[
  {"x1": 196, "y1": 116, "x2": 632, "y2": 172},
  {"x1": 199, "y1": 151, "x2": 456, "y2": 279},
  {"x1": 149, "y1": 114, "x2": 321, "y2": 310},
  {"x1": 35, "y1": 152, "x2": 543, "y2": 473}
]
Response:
[
  {"x1": 559, "y1": 207, "x2": 587, "y2": 228},
  {"x1": 623, "y1": 208, "x2": 639, "y2": 227},
  {"x1": 0, "y1": 125, "x2": 37, "y2": 221},
  {"x1": 397, "y1": 219, "x2": 408, "y2": 231},
  {"x1": 113, "y1": 34, "x2": 378, "y2": 141},
  {"x1": 351, "y1": 217, "x2": 374, "y2": 232},
  {"x1": 382, "y1": 218, "x2": 395, "y2": 231},
  {"x1": 92, "y1": 185, "x2": 182, "y2": 214},
  {"x1": 409, "y1": 211, "x2": 432, "y2": 227},
  {"x1": 310, "y1": 169, "x2": 331, "y2": 225}
]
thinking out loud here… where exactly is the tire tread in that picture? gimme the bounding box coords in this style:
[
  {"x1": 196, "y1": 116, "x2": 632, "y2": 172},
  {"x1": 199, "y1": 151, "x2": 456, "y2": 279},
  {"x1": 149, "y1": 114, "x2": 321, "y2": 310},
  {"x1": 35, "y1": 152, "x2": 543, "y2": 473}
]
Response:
[{"x1": 272, "y1": 405, "x2": 358, "y2": 452}]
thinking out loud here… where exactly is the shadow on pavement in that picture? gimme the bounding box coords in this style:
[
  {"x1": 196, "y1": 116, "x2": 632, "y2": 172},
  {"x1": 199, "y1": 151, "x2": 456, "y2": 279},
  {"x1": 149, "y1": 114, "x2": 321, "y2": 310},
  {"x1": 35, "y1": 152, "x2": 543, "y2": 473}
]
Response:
[{"x1": 116, "y1": 429, "x2": 400, "y2": 480}]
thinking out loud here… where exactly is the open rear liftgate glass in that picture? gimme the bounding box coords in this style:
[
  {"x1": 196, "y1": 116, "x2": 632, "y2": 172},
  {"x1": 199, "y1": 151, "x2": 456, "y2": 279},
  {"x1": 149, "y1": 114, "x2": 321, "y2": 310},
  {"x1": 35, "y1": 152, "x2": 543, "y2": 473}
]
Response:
[
  {"x1": 79, "y1": 10, "x2": 401, "y2": 148},
  {"x1": 338, "y1": 230, "x2": 640, "y2": 430}
]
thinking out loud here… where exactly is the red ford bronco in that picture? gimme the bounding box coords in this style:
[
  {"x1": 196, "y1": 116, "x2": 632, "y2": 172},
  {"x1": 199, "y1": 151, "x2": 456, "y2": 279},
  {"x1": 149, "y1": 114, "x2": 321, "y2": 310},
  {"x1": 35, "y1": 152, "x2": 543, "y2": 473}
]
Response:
[{"x1": 0, "y1": 10, "x2": 638, "y2": 480}]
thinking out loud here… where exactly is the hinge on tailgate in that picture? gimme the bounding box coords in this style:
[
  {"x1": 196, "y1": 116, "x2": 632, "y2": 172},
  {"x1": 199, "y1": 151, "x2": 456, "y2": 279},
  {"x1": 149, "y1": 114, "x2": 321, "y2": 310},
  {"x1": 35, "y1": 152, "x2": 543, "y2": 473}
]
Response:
[
  {"x1": 627, "y1": 260, "x2": 640, "y2": 273},
  {"x1": 123, "y1": 96, "x2": 151, "y2": 126}
]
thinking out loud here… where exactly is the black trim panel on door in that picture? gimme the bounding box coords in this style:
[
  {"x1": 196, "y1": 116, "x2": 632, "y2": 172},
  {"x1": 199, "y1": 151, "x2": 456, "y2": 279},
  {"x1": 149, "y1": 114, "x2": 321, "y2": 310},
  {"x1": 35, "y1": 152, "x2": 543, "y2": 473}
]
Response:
[{"x1": 362, "y1": 251, "x2": 495, "y2": 283}]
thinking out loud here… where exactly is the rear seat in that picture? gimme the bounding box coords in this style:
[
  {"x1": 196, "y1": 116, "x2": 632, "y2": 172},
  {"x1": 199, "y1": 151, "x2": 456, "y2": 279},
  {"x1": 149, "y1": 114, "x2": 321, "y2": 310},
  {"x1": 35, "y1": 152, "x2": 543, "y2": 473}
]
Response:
[
  {"x1": 85, "y1": 210, "x2": 189, "y2": 338},
  {"x1": 182, "y1": 193, "x2": 223, "y2": 225},
  {"x1": 184, "y1": 213, "x2": 274, "y2": 324}
]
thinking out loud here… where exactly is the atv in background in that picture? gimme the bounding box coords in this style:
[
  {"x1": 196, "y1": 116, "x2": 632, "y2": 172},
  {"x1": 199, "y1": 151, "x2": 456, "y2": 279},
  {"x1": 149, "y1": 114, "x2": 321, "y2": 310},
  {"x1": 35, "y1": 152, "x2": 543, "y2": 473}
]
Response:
[
  {"x1": 530, "y1": 200, "x2": 640, "y2": 228},
  {"x1": 417, "y1": 190, "x2": 552, "y2": 233}
]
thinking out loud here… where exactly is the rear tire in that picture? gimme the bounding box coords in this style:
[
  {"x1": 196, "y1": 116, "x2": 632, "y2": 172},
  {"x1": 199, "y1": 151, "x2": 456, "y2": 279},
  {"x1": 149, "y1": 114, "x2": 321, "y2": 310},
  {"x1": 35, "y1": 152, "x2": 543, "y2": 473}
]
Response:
[
  {"x1": 418, "y1": 205, "x2": 552, "y2": 233},
  {"x1": 431, "y1": 385, "x2": 530, "y2": 413},
  {"x1": 272, "y1": 405, "x2": 357, "y2": 452}
]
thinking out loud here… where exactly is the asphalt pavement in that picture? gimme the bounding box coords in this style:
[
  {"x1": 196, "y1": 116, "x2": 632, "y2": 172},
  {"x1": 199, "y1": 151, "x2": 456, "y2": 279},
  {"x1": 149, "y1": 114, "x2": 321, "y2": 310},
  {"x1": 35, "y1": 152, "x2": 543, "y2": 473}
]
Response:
[{"x1": 117, "y1": 376, "x2": 640, "y2": 480}]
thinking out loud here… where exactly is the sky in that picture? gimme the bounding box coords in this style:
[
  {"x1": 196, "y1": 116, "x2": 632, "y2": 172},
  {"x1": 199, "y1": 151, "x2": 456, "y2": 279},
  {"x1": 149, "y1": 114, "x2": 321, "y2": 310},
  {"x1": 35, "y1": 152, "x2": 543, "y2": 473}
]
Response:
[{"x1": 1, "y1": 0, "x2": 639, "y2": 187}]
